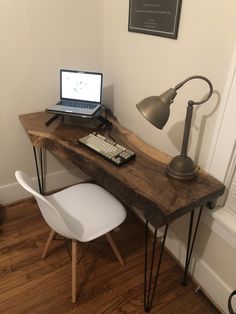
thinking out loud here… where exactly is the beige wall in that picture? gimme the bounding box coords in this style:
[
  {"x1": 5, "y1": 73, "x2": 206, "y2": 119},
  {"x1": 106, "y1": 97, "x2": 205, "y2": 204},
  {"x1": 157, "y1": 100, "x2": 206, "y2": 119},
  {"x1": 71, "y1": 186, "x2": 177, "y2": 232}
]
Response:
[
  {"x1": 0, "y1": 0, "x2": 103, "y2": 186},
  {"x1": 103, "y1": 0, "x2": 236, "y2": 169}
]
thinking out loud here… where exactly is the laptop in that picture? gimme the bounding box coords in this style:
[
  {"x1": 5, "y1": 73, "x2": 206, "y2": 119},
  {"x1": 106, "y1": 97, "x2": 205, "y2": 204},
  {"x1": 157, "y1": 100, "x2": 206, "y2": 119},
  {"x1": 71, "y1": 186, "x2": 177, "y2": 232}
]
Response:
[{"x1": 47, "y1": 69, "x2": 103, "y2": 116}]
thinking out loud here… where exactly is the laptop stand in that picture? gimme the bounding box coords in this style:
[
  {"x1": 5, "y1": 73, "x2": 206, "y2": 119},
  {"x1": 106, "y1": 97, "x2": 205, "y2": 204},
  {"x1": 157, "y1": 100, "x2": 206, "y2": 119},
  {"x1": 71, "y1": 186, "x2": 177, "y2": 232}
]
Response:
[{"x1": 45, "y1": 114, "x2": 64, "y2": 127}]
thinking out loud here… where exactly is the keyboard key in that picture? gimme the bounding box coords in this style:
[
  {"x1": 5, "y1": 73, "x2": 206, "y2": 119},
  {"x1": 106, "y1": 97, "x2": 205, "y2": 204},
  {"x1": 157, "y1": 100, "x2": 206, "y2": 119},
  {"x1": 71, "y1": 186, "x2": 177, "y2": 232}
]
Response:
[{"x1": 62, "y1": 101, "x2": 97, "y2": 109}]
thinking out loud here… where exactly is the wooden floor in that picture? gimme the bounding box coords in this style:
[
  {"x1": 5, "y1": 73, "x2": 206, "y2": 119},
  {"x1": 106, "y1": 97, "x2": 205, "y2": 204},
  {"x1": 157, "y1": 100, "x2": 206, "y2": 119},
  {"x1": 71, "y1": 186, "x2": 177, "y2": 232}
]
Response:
[{"x1": 0, "y1": 199, "x2": 220, "y2": 314}]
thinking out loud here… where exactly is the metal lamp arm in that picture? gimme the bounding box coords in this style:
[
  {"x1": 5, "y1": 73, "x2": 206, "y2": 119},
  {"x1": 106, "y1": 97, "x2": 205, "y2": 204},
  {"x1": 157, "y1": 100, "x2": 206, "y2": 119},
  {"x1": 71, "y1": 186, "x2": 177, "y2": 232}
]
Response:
[
  {"x1": 174, "y1": 75, "x2": 213, "y2": 106},
  {"x1": 173, "y1": 75, "x2": 213, "y2": 157}
]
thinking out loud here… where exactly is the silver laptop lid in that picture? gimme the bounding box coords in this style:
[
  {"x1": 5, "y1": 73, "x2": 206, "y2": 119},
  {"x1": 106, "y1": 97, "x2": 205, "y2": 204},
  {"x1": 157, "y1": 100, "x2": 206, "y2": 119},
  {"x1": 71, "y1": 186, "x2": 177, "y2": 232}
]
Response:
[{"x1": 60, "y1": 69, "x2": 103, "y2": 104}]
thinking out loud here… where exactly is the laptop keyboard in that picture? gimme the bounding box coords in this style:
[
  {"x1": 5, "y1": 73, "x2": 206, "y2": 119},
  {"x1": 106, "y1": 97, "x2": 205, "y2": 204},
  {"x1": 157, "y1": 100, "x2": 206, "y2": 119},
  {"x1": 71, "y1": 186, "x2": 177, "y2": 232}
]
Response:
[{"x1": 61, "y1": 101, "x2": 97, "y2": 109}]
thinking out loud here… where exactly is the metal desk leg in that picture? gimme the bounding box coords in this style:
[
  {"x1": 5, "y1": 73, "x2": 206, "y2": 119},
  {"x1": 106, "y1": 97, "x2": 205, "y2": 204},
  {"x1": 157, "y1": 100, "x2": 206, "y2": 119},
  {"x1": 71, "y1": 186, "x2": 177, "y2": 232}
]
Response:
[
  {"x1": 33, "y1": 146, "x2": 45, "y2": 194},
  {"x1": 182, "y1": 205, "x2": 203, "y2": 286},
  {"x1": 144, "y1": 220, "x2": 169, "y2": 312}
]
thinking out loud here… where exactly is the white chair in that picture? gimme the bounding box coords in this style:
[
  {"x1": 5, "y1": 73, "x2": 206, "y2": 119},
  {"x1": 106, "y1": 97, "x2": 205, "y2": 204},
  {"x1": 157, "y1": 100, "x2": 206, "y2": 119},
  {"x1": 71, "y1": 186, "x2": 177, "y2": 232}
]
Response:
[{"x1": 15, "y1": 170, "x2": 126, "y2": 303}]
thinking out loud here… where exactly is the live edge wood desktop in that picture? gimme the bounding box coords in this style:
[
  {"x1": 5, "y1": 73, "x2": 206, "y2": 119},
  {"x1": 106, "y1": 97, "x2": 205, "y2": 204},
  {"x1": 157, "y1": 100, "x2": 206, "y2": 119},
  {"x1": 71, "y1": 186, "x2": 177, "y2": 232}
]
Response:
[{"x1": 19, "y1": 111, "x2": 225, "y2": 312}]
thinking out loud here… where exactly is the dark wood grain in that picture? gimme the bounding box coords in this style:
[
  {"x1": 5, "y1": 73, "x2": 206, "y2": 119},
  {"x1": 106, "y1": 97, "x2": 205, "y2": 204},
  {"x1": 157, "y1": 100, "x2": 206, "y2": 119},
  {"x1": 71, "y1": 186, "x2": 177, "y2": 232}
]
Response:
[
  {"x1": 19, "y1": 111, "x2": 225, "y2": 228},
  {"x1": 0, "y1": 199, "x2": 220, "y2": 313}
]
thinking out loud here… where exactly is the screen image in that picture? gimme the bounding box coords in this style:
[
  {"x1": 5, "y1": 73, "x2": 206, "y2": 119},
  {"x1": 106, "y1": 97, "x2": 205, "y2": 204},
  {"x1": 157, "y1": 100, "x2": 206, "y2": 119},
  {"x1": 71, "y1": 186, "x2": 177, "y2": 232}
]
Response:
[{"x1": 61, "y1": 71, "x2": 102, "y2": 103}]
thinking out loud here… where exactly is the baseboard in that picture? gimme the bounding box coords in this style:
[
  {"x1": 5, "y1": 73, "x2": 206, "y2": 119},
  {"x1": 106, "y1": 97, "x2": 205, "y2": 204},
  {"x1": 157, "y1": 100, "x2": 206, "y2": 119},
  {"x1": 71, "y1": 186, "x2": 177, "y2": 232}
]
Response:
[
  {"x1": 132, "y1": 207, "x2": 230, "y2": 313},
  {"x1": 165, "y1": 227, "x2": 231, "y2": 313},
  {"x1": 0, "y1": 169, "x2": 89, "y2": 205}
]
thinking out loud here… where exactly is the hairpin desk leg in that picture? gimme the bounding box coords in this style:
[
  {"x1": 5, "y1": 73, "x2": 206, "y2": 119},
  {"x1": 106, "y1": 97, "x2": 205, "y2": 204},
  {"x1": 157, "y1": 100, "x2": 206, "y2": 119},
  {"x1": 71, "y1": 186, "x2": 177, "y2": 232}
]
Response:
[
  {"x1": 33, "y1": 146, "x2": 45, "y2": 194},
  {"x1": 144, "y1": 220, "x2": 169, "y2": 312},
  {"x1": 182, "y1": 206, "x2": 203, "y2": 286}
]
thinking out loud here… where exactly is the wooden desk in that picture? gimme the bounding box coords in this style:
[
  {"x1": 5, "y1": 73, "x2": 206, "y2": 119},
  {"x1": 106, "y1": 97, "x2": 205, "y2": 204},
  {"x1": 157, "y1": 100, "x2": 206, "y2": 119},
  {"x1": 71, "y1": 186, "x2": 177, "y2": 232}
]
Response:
[
  {"x1": 19, "y1": 111, "x2": 225, "y2": 311},
  {"x1": 19, "y1": 111, "x2": 224, "y2": 227}
]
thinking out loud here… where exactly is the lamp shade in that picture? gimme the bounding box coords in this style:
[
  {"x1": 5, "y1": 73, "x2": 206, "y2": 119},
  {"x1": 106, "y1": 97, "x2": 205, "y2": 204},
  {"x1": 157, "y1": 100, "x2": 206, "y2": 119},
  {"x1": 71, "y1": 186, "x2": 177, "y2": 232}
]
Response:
[{"x1": 136, "y1": 88, "x2": 177, "y2": 129}]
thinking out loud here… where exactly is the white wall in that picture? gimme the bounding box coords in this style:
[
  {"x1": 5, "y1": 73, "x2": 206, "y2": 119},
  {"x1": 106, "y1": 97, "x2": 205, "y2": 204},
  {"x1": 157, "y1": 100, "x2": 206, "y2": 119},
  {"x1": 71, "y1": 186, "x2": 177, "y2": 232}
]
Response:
[
  {"x1": 103, "y1": 1, "x2": 236, "y2": 312},
  {"x1": 0, "y1": 0, "x2": 104, "y2": 188}
]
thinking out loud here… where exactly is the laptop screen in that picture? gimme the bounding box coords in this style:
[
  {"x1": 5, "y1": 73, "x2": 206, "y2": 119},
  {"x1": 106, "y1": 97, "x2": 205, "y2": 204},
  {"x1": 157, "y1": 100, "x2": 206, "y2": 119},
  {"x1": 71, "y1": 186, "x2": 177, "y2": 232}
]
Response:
[{"x1": 60, "y1": 69, "x2": 103, "y2": 103}]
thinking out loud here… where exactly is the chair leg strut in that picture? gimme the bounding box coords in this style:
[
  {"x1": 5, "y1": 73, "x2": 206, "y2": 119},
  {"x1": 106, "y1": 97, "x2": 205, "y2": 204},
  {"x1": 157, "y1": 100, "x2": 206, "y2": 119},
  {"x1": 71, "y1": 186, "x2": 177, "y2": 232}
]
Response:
[
  {"x1": 144, "y1": 220, "x2": 169, "y2": 312},
  {"x1": 41, "y1": 229, "x2": 56, "y2": 260},
  {"x1": 182, "y1": 206, "x2": 203, "y2": 286},
  {"x1": 105, "y1": 232, "x2": 125, "y2": 266},
  {"x1": 72, "y1": 240, "x2": 78, "y2": 303}
]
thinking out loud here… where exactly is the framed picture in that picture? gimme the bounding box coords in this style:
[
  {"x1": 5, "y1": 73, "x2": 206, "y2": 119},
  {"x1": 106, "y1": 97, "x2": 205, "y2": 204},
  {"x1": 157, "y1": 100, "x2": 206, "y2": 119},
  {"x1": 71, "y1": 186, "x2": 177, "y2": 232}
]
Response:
[{"x1": 128, "y1": 0, "x2": 182, "y2": 39}]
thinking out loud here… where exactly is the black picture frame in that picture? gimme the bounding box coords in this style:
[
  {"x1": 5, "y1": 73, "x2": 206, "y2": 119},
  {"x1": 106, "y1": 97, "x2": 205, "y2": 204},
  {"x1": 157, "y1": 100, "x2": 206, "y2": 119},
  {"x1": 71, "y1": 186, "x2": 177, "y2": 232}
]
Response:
[{"x1": 128, "y1": 0, "x2": 182, "y2": 39}]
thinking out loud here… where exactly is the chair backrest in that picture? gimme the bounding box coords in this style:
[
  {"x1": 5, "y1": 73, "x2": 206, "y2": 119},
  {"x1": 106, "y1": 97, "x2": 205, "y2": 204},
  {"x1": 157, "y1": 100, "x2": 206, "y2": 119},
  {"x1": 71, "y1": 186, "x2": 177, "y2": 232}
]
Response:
[{"x1": 15, "y1": 171, "x2": 75, "y2": 239}]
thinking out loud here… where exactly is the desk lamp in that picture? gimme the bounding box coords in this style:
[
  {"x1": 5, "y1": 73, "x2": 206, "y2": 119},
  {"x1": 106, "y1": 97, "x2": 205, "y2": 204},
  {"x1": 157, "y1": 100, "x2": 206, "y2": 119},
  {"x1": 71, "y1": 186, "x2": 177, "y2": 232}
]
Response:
[{"x1": 136, "y1": 75, "x2": 213, "y2": 180}]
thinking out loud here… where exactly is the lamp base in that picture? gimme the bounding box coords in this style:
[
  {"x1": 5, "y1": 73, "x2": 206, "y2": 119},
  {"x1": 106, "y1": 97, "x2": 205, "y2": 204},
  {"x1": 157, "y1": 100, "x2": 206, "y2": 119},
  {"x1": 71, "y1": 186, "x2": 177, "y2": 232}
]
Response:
[{"x1": 166, "y1": 155, "x2": 197, "y2": 180}]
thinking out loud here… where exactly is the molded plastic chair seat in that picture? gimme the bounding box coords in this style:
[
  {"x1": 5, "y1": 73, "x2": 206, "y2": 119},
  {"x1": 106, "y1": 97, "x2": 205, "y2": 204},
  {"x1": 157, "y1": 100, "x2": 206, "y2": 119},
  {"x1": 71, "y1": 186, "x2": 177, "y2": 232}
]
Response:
[
  {"x1": 15, "y1": 170, "x2": 126, "y2": 303},
  {"x1": 48, "y1": 183, "x2": 126, "y2": 242}
]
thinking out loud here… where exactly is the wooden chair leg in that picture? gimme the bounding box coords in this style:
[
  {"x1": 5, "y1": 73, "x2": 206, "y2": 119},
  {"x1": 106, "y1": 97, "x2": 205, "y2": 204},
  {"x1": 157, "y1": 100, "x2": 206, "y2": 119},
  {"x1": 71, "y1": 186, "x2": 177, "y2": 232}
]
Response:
[
  {"x1": 41, "y1": 229, "x2": 56, "y2": 260},
  {"x1": 72, "y1": 240, "x2": 77, "y2": 303},
  {"x1": 105, "y1": 232, "x2": 125, "y2": 266}
]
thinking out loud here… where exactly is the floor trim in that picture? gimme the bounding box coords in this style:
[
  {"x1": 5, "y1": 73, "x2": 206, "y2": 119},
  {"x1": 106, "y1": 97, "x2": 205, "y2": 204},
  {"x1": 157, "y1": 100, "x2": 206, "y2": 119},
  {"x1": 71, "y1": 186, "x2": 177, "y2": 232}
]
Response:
[{"x1": 0, "y1": 169, "x2": 88, "y2": 205}]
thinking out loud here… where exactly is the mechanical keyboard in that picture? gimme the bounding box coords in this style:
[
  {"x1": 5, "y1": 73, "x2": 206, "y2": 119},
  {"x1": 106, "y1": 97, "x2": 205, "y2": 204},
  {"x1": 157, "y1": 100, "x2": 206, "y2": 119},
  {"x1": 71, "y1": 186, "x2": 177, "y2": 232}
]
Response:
[{"x1": 78, "y1": 132, "x2": 136, "y2": 166}]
